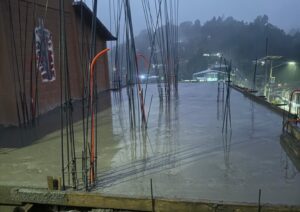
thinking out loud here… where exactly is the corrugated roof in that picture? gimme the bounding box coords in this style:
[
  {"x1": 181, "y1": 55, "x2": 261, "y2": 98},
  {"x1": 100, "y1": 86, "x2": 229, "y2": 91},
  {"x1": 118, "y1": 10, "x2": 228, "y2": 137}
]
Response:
[{"x1": 73, "y1": 1, "x2": 117, "y2": 41}]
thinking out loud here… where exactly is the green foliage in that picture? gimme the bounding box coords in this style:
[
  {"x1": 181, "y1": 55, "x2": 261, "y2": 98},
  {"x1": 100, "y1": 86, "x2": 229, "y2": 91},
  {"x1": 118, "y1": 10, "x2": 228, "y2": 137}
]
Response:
[
  {"x1": 134, "y1": 15, "x2": 300, "y2": 81},
  {"x1": 178, "y1": 15, "x2": 300, "y2": 80}
]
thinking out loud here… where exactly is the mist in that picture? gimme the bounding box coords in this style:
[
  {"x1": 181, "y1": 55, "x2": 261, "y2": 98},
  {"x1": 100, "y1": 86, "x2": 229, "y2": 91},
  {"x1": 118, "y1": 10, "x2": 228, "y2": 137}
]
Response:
[{"x1": 86, "y1": 0, "x2": 300, "y2": 35}]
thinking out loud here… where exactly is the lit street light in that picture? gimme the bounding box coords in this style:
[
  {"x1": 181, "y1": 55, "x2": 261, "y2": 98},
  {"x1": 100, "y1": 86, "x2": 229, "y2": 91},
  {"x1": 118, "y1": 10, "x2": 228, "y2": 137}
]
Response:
[
  {"x1": 288, "y1": 61, "x2": 296, "y2": 66},
  {"x1": 255, "y1": 56, "x2": 297, "y2": 101},
  {"x1": 270, "y1": 61, "x2": 297, "y2": 83},
  {"x1": 268, "y1": 60, "x2": 297, "y2": 103}
]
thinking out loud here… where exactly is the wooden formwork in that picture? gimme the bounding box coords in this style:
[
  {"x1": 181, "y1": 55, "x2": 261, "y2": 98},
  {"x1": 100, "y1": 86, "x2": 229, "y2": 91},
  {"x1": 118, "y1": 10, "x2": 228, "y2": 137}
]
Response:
[{"x1": 1, "y1": 186, "x2": 300, "y2": 212}]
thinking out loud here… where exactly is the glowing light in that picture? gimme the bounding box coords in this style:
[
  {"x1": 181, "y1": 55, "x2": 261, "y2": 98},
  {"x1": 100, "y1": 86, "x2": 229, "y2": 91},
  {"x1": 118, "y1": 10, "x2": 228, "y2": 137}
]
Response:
[
  {"x1": 288, "y1": 61, "x2": 296, "y2": 66},
  {"x1": 139, "y1": 74, "x2": 146, "y2": 80}
]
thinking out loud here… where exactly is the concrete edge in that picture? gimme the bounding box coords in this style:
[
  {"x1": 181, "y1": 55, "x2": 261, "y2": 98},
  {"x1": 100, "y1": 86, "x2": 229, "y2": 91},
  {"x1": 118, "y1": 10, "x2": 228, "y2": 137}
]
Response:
[
  {"x1": 0, "y1": 186, "x2": 300, "y2": 211},
  {"x1": 231, "y1": 85, "x2": 291, "y2": 117}
]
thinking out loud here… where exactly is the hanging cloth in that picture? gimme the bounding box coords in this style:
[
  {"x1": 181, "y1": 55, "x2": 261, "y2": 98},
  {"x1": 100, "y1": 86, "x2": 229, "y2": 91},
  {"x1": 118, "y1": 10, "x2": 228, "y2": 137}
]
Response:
[{"x1": 35, "y1": 18, "x2": 56, "y2": 82}]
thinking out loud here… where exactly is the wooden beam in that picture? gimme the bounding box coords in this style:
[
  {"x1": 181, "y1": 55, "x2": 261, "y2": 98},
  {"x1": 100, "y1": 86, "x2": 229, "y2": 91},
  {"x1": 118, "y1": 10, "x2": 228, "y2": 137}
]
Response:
[{"x1": 4, "y1": 187, "x2": 299, "y2": 212}]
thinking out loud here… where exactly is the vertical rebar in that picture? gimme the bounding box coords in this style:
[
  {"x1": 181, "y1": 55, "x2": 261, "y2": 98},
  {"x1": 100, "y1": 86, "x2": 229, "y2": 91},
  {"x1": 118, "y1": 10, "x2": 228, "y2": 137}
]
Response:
[
  {"x1": 59, "y1": 0, "x2": 65, "y2": 190},
  {"x1": 258, "y1": 188, "x2": 261, "y2": 212},
  {"x1": 150, "y1": 178, "x2": 155, "y2": 212}
]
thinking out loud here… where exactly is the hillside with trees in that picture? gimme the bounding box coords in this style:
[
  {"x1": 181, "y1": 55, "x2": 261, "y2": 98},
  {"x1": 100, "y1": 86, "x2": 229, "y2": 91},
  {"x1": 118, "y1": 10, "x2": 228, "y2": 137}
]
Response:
[{"x1": 134, "y1": 15, "x2": 300, "y2": 83}]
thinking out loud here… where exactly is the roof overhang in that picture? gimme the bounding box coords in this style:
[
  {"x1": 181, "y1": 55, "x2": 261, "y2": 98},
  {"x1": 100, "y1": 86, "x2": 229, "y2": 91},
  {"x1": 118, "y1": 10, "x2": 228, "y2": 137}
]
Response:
[
  {"x1": 258, "y1": 56, "x2": 283, "y2": 61},
  {"x1": 73, "y1": 1, "x2": 117, "y2": 41},
  {"x1": 193, "y1": 69, "x2": 225, "y2": 76}
]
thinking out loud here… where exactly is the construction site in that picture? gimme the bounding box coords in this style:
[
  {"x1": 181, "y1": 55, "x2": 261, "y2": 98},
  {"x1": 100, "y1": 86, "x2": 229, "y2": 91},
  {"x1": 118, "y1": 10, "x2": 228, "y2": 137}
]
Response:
[{"x1": 0, "y1": 0, "x2": 300, "y2": 211}]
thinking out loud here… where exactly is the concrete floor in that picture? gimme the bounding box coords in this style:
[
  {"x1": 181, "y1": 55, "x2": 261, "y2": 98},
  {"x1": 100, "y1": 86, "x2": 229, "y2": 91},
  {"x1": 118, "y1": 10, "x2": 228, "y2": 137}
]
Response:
[{"x1": 0, "y1": 83, "x2": 299, "y2": 205}]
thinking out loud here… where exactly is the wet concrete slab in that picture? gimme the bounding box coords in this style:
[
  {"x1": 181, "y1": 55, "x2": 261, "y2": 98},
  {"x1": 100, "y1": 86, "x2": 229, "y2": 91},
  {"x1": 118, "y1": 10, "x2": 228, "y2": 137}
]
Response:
[{"x1": 0, "y1": 83, "x2": 299, "y2": 206}]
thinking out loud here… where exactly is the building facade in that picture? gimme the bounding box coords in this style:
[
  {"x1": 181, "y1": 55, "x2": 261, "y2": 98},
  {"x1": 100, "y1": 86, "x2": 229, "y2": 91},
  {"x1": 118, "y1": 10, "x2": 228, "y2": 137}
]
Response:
[{"x1": 0, "y1": 0, "x2": 115, "y2": 126}]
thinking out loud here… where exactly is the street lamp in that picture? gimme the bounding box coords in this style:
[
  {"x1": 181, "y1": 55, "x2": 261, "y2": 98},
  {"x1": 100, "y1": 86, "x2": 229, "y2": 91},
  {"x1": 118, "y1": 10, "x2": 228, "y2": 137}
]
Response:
[
  {"x1": 268, "y1": 61, "x2": 297, "y2": 102},
  {"x1": 288, "y1": 61, "x2": 296, "y2": 66},
  {"x1": 270, "y1": 61, "x2": 297, "y2": 83},
  {"x1": 253, "y1": 56, "x2": 282, "y2": 96}
]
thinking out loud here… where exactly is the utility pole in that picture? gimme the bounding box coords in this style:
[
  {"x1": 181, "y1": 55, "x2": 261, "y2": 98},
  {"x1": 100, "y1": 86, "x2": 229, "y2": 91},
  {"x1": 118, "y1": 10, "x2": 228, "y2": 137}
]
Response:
[{"x1": 253, "y1": 58, "x2": 257, "y2": 90}]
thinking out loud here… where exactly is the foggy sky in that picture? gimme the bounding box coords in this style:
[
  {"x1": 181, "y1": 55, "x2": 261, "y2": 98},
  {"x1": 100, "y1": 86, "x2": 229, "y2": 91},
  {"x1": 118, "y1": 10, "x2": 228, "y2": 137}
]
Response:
[{"x1": 86, "y1": 0, "x2": 300, "y2": 35}]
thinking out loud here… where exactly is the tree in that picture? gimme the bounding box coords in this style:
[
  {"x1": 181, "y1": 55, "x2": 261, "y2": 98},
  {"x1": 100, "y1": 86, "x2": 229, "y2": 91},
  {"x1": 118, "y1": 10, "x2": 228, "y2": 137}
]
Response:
[
  {"x1": 254, "y1": 15, "x2": 269, "y2": 26},
  {"x1": 131, "y1": 15, "x2": 300, "y2": 80}
]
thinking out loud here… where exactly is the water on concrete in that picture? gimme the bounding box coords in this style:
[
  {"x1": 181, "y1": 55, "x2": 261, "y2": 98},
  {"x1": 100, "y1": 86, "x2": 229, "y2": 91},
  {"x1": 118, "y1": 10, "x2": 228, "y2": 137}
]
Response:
[{"x1": 0, "y1": 83, "x2": 299, "y2": 205}]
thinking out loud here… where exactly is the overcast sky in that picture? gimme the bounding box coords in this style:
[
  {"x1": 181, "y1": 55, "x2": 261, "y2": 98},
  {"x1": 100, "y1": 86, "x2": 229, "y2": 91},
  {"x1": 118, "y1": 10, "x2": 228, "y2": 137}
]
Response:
[{"x1": 85, "y1": 0, "x2": 300, "y2": 35}]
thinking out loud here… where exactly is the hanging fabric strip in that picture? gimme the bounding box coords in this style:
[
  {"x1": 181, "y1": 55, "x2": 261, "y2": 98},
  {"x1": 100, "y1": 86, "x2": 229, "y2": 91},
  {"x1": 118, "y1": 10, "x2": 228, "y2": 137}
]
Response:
[{"x1": 35, "y1": 18, "x2": 56, "y2": 82}]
